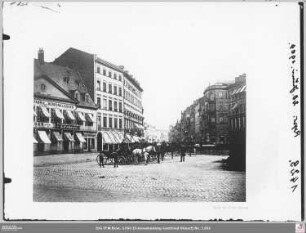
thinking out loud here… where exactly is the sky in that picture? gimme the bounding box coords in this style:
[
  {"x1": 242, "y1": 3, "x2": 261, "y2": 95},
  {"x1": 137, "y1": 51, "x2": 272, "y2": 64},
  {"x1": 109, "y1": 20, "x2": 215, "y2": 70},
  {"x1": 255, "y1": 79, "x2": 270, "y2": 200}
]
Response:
[{"x1": 3, "y1": 2, "x2": 295, "y2": 130}]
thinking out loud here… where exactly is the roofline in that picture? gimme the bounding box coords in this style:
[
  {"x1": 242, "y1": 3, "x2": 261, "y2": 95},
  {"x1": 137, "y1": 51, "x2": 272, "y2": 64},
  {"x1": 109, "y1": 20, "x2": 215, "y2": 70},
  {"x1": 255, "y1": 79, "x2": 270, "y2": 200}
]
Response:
[{"x1": 34, "y1": 93, "x2": 78, "y2": 104}]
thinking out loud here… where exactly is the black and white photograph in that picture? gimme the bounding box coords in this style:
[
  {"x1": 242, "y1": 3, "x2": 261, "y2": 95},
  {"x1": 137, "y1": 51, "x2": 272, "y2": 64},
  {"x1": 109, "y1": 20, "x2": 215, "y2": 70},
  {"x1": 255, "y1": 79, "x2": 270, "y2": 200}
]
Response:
[{"x1": 2, "y1": 1, "x2": 302, "y2": 221}]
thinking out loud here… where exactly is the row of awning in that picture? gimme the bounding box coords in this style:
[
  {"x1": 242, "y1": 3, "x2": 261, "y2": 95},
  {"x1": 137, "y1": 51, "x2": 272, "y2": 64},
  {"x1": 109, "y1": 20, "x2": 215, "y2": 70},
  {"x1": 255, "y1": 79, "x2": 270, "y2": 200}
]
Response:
[
  {"x1": 231, "y1": 85, "x2": 246, "y2": 95},
  {"x1": 34, "y1": 130, "x2": 86, "y2": 144},
  {"x1": 34, "y1": 106, "x2": 94, "y2": 122}
]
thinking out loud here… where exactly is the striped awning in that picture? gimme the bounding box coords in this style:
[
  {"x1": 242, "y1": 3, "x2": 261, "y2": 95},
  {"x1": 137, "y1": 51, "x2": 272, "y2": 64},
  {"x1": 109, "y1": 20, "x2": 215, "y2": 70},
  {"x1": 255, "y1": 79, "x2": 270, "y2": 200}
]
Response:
[
  {"x1": 40, "y1": 106, "x2": 50, "y2": 118},
  {"x1": 126, "y1": 134, "x2": 135, "y2": 143},
  {"x1": 66, "y1": 110, "x2": 75, "y2": 121},
  {"x1": 77, "y1": 112, "x2": 86, "y2": 122},
  {"x1": 75, "y1": 132, "x2": 86, "y2": 143},
  {"x1": 85, "y1": 113, "x2": 95, "y2": 123},
  {"x1": 64, "y1": 132, "x2": 74, "y2": 142},
  {"x1": 52, "y1": 131, "x2": 63, "y2": 142},
  {"x1": 108, "y1": 132, "x2": 119, "y2": 143},
  {"x1": 37, "y1": 130, "x2": 51, "y2": 143},
  {"x1": 33, "y1": 136, "x2": 38, "y2": 144},
  {"x1": 33, "y1": 111, "x2": 37, "y2": 117},
  {"x1": 102, "y1": 132, "x2": 113, "y2": 144},
  {"x1": 55, "y1": 109, "x2": 64, "y2": 120}
]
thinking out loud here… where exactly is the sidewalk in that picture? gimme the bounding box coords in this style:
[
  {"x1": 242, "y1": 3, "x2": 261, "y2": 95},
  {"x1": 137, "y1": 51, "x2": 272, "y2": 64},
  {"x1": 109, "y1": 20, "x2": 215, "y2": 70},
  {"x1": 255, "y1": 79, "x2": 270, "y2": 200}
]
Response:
[{"x1": 34, "y1": 152, "x2": 99, "y2": 167}]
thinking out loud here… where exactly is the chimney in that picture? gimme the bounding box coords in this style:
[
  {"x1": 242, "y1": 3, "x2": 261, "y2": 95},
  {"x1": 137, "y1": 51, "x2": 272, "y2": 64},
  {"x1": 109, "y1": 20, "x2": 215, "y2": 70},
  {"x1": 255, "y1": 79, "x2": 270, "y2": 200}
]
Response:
[{"x1": 38, "y1": 48, "x2": 44, "y2": 65}]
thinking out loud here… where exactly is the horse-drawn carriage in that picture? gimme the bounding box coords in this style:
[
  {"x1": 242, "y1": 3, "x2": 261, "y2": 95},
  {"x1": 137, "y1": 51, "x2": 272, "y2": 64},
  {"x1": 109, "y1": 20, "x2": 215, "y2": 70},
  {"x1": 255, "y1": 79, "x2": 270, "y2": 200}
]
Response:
[{"x1": 96, "y1": 145, "x2": 157, "y2": 166}]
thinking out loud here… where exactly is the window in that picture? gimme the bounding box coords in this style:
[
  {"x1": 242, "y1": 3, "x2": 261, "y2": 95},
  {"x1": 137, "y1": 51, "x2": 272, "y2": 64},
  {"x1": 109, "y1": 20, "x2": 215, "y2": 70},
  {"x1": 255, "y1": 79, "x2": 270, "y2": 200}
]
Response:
[
  {"x1": 114, "y1": 73, "x2": 117, "y2": 80},
  {"x1": 97, "y1": 66, "x2": 101, "y2": 73},
  {"x1": 97, "y1": 81, "x2": 101, "y2": 91},
  {"x1": 41, "y1": 84, "x2": 46, "y2": 91},
  {"x1": 119, "y1": 75, "x2": 122, "y2": 81},
  {"x1": 103, "y1": 82, "x2": 106, "y2": 92},
  {"x1": 108, "y1": 84, "x2": 112, "y2": 94},
  {"x1": 63, "y1": 76, "x2": 70, "y2": 83},
  {"x1": 109, "y1": 100, "x2": 112, "y2": 111},
  {"x1": 210, "y1": 94, "x2": 214, "y2": 101},
  {"x1": 114, "y1": 86, "x2": 117, "y2": 95},
  {"x1": 119, "y1": 118, "x2": 122, "y2": 129},
  {"x1": 75, "y1": 92, "x2": 79, "y2": 101},
  {"x1": 119, "y1": 87, "x2": 122, "y2": 96},
  {"x1": 119, "y1": 102, "x2": 122, "y2": 112},
  {"x1": 103, "y1": 115, "x2": 107, "y2": 127},
  {"x1": 85, "y1": 94, "x2": 90, "y2": 103},
  {"x1": 114, "y1": 118, "x2": 118, "y2": 128},
  {"x1": 218, "y1": 92, "x2": 223, "y2": 97},
  {"x1": 103, "y1": 98, "x2": 107, "y2": 110},
  {"x1": 97, "y1": 114, "x2": 101, "y2": 126},
  {"x1": 108, "y1": 71, "x2": 112, "y2": 78},
  {"x1": 109, "y1": 117, "x2": 113, "y2": 128},
  {"x1": 97, "y1": 97, "x2": 101, "y2": 108},
  {"x1": 114, "y1": 101, "x2": 118, "y2": 111},
  {"x1": 103, "y1": 69, "x2": 106, "y2": 76}
]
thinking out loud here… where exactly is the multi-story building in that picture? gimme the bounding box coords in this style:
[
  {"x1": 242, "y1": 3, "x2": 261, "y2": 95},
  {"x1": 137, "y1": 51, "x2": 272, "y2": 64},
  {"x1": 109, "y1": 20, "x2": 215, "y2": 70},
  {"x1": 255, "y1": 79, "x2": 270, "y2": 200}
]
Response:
[
  {"x1": 202, "y1": 83, "x2": 231, "y2": 144},
  {"x1": 34, "y1": 49, "x2": 98, "y2": 155},
  {"x1": 227, "y1": 74, "x2": 246, "y2": 168},
  {"x1": 123, "y1": 72, "x2": 144, "y2": 138},
  {"x1": 53, "y1": 47, "x2": 144, "y2": 151}
]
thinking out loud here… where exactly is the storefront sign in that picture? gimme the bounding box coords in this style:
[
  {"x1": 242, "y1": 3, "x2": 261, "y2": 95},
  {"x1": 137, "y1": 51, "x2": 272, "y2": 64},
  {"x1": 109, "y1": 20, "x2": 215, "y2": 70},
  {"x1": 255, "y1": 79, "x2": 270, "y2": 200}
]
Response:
[
  {"x1": 34, "y1": 122, "x2": 54, "y2": 128},
  {"x1": 34, "y1": 99, "x2": 76, "y2": 110},
  {"x1": 55, "y1": 123, "x2": 80, "y2": 130}
]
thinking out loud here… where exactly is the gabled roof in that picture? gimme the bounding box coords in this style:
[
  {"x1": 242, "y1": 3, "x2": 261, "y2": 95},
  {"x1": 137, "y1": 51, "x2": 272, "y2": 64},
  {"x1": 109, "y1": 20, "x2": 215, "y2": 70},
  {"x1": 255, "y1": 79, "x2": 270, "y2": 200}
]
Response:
[{"x1": 34, "y1": 59, "x2": 98, "y2": 109}]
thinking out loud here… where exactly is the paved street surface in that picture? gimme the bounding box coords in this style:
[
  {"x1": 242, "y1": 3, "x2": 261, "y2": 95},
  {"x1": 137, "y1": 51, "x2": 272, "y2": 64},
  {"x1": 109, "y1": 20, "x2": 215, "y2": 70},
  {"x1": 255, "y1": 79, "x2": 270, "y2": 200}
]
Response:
[{"x1": 34, "y1": 154, "x2": 246, "y2": 202}]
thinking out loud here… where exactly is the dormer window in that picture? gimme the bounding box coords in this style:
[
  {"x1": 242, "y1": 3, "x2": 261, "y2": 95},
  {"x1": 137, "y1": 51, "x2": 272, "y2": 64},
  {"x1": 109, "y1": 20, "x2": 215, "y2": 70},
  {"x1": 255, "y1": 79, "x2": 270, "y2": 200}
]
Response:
[
  {"x1": 63, "y1": 76, "x2": 70, "y2": 84},
  {"x1": 41, "y1": 84, "x2": 46, "y2": 91},
  {"x1": 75, "y1": 92, "x2": 80, "y2": 101},
  {"x1": 85, "y1": 93, "x2": 90, "y2": 103}
]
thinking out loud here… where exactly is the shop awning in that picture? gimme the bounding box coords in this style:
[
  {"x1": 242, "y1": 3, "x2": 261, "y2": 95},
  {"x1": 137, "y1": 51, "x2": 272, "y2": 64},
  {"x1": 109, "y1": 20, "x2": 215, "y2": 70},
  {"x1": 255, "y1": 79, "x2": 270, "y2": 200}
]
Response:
[
  {"x1": 40, "y1": 106, "x2": 50, "y2": 118},
  {"x1": 102, "y1": 132, "x2": 113, "y2": 144},
  {"x1": 114, "y1": 131, "x2": 124, "y2": 143},
  {"x1": 37, "y1": 130, "x2": 51, "y2": 143},
  {"x1": 75, "y1": 132, "x2": 86, "y2": 143},
  {"x1": 107, "y1": 132, "x2": 119, "y2": 143},
  {"x1": 52, "y1": 131, "x2": 63, "y2": 142},
  {"x1": 231, "y1": 103, "x2": 238, "y2": 111},
  {"x1": 33, "y1": 111, "x2": 37, "y2": 117},
  {"x1": 55, "y1": 109, "x2": 64, "y2": 120},
  {"x1": 85, "y1": 113, "x2": 95, "y2": 123},
  {"x1": 33, "y1": 137, "x2": 38, "y2": 144},
  {"x1": 126, "y1": 134, "x2": 135, "y2": 143},
  {"x1": 66, "y1": 110, "x2": 75, "y2": 121},
  {"x1": 77, "y1": 112, "x2": 86, "y2": 122},
  {"x1": 108, "y1": 132, "x2": 121, "y2": 143},
  {"x1": 64, "y1": 132, "x2": 75, "y2": 142}
]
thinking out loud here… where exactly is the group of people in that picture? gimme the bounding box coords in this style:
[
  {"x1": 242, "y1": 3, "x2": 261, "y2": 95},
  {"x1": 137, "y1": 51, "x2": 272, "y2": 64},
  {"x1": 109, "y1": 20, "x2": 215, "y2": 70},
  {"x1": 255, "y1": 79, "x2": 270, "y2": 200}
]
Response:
[{"x1": 97, "y1": 141, "x2": 193, "y2": 168}]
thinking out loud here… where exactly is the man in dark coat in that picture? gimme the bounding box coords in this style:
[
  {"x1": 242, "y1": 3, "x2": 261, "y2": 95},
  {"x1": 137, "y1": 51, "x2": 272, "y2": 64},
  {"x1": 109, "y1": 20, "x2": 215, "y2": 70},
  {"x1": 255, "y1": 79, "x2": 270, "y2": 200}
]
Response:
[
  {"x1": 98, "y1": 151, "x2": 104, "y2": 168},
  {"x1": 180, "y1": 143, "x2": 186, "y2": 162},
  {"x1": 156, "y1": 142, "x2": 161, "y2": 163}
]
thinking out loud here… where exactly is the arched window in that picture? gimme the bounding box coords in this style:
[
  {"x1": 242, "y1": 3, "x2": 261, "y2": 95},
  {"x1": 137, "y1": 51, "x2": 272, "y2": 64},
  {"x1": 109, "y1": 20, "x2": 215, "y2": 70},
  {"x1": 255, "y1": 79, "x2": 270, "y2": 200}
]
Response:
[{"x1": 41, "y1": 84, "x2": 46, "y2": 91}]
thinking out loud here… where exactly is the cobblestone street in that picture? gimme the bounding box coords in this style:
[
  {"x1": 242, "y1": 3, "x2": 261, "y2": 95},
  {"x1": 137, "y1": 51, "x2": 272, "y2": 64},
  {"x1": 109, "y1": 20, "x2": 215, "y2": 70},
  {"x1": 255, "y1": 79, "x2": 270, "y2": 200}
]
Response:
[{"x1": 34, "y1": 154, "x2": 246, "y2": 202}]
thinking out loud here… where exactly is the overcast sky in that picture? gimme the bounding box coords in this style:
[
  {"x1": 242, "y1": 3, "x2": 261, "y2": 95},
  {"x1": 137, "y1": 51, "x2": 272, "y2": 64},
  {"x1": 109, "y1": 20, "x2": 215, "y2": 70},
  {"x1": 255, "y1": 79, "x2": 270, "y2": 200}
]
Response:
[{"x1": 3, "y1": 2, "x2": 297, "y2": 130}]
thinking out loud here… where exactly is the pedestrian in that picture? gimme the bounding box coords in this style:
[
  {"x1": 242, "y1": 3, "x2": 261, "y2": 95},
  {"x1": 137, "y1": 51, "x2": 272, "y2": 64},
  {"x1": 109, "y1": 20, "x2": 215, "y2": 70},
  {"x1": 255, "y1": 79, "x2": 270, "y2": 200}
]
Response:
[
  {"x1": 113, "y1": 152, "x2": 119, "y2": 168},
  {"x1": 180, "y1": 144, "x2": 186, "y2": 162},
  {"x1": 156, "y1": 142, "x2": 161, "y2": 163},
  {"x1": 98, "y1": 151, "x2": 104, "y2": 168}
]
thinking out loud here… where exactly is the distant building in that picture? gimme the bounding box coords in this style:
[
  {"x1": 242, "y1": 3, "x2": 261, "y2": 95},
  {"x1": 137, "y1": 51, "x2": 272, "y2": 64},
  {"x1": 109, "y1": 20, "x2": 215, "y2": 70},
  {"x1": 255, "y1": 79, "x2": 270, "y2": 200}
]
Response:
[
  {"x1": 144, "y1": 123, "x2": 168, "y2": 143},
  {"x1": 34, "y1": 49, "x2": 98, "y2": 155},
  {"x1": 169, "y1": 74, "x2": 246, "y2": 149}
]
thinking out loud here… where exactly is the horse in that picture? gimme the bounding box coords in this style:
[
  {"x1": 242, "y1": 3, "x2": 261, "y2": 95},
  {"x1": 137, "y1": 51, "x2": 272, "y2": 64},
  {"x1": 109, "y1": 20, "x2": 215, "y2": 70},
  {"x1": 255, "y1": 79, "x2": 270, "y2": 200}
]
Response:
[
  {"x1": 143, "y1": 145, "x2": 156, "y2": 161},
  {"x1": 131, "y1": 148, "x2": 142, "y2": 164}
]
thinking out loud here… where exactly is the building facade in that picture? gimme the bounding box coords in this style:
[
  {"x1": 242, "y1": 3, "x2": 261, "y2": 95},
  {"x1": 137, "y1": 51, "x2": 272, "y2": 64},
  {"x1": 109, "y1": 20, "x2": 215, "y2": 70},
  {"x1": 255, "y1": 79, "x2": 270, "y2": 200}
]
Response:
[
  {"x1": 34, "y1": 49, "x2": 98, "y2": 155},
  {"x1": 169, "y1": 74, "x2": 246, "y2": 148},
  {"x1": 53, "y1": 47, "x2": 144, "y2": 151}
]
